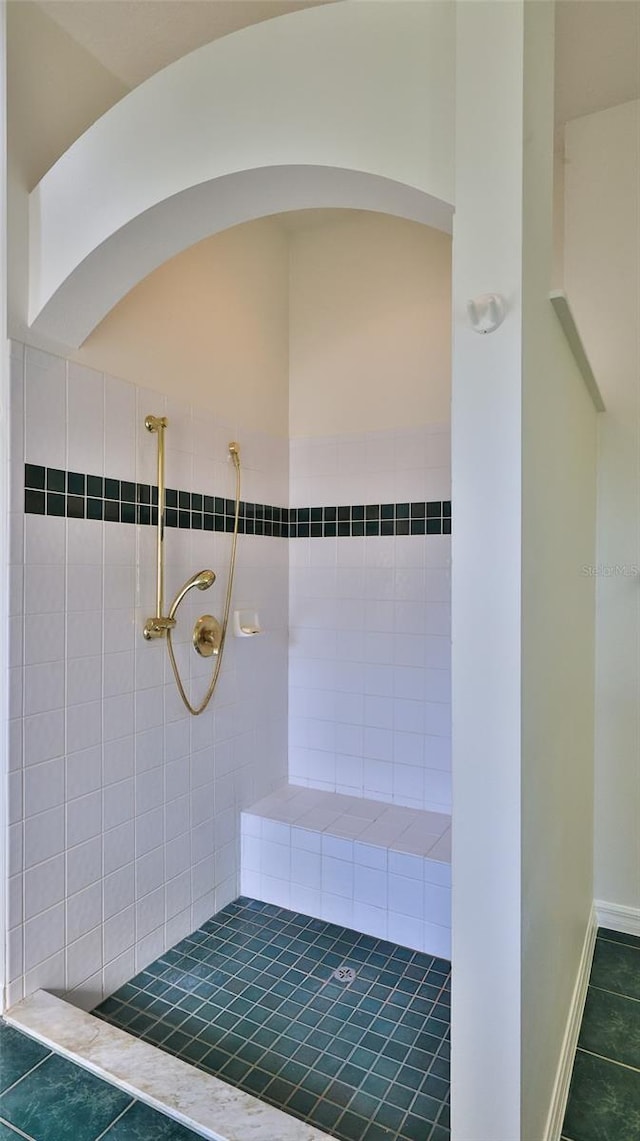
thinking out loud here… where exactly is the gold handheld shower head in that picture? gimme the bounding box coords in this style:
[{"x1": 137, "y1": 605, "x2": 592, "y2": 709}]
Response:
[
  {"x1": 194, "y1": 569, "x2": 215, "y2": 590},
  {"x1": 229, "y1": 442, "x2": 240, "y2": 468},
  {"x1": 168, "y1": 569, "x2": 215, "y2": 621}
]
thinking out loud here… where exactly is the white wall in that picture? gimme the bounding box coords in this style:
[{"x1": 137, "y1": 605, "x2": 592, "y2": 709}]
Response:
[
  {"x1": 451, "y1": 4, "x2": 597, "y2": 1138},
  {"x1": 76, "y1": 219, "x2": 290, "y2": 438},
  {"x1": 288, "y1": 214, "x2": 451, "y2": 814},
  {"x1": 552, "y1": 145, "x2": 565, "y2": 291},
  {"x1": 564, "y1": 99, "x2": 640, "y2": 913},
  {"x1": 289, "y1": 213, "x2": 451, "y2": 437},
  {"x1": 520, "y1": 6, "x2": 597, "y2": 1138},
  {"x1": 1, "y1": 1, "x2": 10, "y2": 1008}
]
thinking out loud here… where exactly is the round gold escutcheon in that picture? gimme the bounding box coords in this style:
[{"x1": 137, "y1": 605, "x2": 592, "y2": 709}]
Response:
[{"x1": 193, "y1": 615, "x2": 222, "y2": 658}]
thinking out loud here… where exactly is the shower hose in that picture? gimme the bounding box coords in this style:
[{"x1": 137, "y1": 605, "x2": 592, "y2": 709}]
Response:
[{"x1": 166, "y1": 445, "x2": 241, "y2": 716}]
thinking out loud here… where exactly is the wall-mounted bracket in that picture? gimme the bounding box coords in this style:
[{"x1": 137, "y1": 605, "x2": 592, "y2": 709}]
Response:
[
  {"x1": 467, "y1": 293, "x2": 506, "y2": 334},
  {"x1": 143, "y1": 615, "x2": 176, "y2": 640},
  {"x1": 550, "y1": 291, "x2": 605, "y2": 412}
]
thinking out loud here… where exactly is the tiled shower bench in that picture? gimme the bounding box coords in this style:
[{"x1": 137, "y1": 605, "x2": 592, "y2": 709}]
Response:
[{"x1": 241, "y1": 785, "x2": 451, "y2": 960}]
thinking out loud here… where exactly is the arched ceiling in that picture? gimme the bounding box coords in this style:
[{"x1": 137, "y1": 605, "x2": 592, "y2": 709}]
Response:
[
  {"x1": 36, "y1": 0, "x2": 640, "y2": 127},
  {"x1": 35, "y1": 0, "x2": 336, "y2": 88},
  {"x1": 27, "y1": 2, "x2": 455, "y2": 346}
]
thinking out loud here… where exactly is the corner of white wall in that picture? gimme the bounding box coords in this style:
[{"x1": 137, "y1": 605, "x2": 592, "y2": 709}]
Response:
[
  {"x1": 564, "y1": 99, "x2": 640, "y2": 916},
  {"x1": 0, "y1": 0, "x2": 10, "y2": 1009}
]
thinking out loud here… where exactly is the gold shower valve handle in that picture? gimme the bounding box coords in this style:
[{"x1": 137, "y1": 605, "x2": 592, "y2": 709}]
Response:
[{"x1": 193, "y1": 615, "x2": 223, "y2": 658}]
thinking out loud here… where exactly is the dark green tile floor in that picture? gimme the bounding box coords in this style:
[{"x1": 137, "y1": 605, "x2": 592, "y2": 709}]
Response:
[
  {"x1": 563, "y1": 927, "x2": 640, "y2": 1141},
  {"x1": 0, "y1": 1021, "x2": 202, "y2": 1140},
  {"x1": 94, "y1": 897, "x2": 451, "y2": 1141}
]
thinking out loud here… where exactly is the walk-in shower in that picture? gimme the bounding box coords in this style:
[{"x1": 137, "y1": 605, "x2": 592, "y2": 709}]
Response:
[
  {"x1": 9, "y1": 200, "x2": 452, "y2": 1140},
  {"x1": 61, "y1": 399, "x2": 450, "y2": 1141}
]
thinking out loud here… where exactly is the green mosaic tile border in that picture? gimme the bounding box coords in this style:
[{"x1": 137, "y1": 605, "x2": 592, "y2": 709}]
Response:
[{"x1": 25, "y1": 464, "x2": 451, "y2": 538}]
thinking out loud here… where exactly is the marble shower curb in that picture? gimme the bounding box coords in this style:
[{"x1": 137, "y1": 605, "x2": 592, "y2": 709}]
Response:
[{"x1": 5, "y1": 990, "x2": 329, "y2": 1141}]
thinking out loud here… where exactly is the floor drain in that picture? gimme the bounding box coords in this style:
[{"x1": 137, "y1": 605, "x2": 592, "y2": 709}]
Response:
[{"x1": 332, "y1": 965, "x2": 357, "y2": 984}]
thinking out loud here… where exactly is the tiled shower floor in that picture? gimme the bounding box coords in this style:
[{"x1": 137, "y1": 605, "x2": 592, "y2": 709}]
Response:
[{"x1": 94, "y1": 898, "x2": 451, "y2": 1141}]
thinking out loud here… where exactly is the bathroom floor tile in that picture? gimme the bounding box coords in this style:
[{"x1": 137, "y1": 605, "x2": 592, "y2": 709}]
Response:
[
  {"x1": 562, "y1": 1050, "x2": 640, "y2": 1141},
  {"x1": 0, "y1": 1024, "x2": 50, "y2": 1095},
  {"x1": 563, "y1": 928, "x2": 640, "y2": 1140},
  {"x1": 578, "y1": 986, "x2": 640, "y2": 1071},
  {"x1": 589, "y1": 936, "x2": 640, "y2": 1002},
  {"x1": 0, "y1": 1123, "x2": 36, "y2": 1140},
  {"x1": 95, "y1": 897, "x2": 452, "y2": 1141},
  {"x1": 0, "y1": 1022, "x2": 205, "y2": 1141},
  {"x1": 100, "y1": 1100, "x2": 203, "y2": 1140},
  {"x1": 0, "y1": 1053, "x2": 131, "y2": 1141},
  {"x1": 598, "y1": 928, "x2": 640, "y2": 952}
]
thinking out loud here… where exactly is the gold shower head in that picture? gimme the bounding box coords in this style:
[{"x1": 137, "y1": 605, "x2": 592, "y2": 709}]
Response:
[
  {"x1": 193, "y1": 569, "x2": 215, "y2": 590},
  {"x1": 168, "y1": 569, "x2": 215, "y2": 622}
]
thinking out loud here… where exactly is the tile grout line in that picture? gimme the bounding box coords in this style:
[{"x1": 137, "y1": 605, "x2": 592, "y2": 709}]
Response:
[
  {"x1": 0, "y1": 1051, "x2": 52, "y2": 1100},
  {"x1": 576, "y1": 1046, "x2": 640, "y2": 1076},
  {"x1": 0, "y1": 1116, "x2": 38, "y2": 1141},
  {"x1": 92, "y1": 1098, "x2": 137, "y2": 1141},
  {"x1": 586, "y1": 982, "x2": 640, "y2": 1004},
  {"x1": 596, "y1": 933, "x2": 640, "y2": 951}
]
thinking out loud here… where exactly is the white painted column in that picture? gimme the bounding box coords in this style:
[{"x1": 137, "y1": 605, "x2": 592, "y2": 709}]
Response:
[
  {"x1": 451, "y1": 4, "x2": 598, "y2": 1138},
  {"x1": 451, "y1": 3, "x2": 524, "y2": 1135}
]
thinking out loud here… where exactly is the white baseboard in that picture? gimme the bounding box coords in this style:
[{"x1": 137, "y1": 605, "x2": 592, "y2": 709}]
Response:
[
  {"x1": 595, "y1": 899, "x2": 640, "y2": 938},
  {"x1": 542, "y1": 903, "x2": 597, "y2": 1141}
]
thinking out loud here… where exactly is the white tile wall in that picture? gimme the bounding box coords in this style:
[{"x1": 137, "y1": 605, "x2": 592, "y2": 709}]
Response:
[
  {"x1": 289, "y1": 428, "x2": 451, "y2": 813},
  {"x1": 9, "y1": 345, "x2": 453, "y2": 1002},
  {"x1": 8, "y1": 343, "x2": 288, "y2": 1009},
  {"x1": 289, "y1": 428, "x2": 451, "y2": 509}
]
